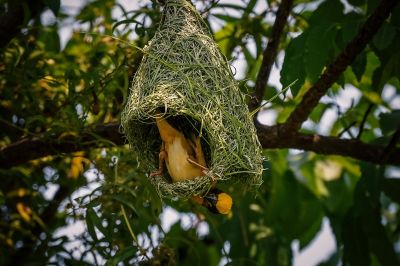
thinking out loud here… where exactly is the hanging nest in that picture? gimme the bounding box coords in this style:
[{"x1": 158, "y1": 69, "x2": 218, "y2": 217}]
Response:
[{"x1": 121, "y1": 0, "x2": 263, "y2": 198}]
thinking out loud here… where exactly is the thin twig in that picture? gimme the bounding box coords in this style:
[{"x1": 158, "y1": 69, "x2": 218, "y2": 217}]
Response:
[
  {"x1": 338, "y1": 121, "x2": 357, "y2": 138},
  {"x1": 200, "y1": 0, "x2": 220, "y2": 16},
  {"x1": 121, "y1": 205, "x2": 151, "y2": 260},
  {"x1": 121, "y1": 205, "x2": 139, "y2": 244},
  {"x1": 248, "y1": 0, "x2": 294, "y2": 112},
  {"x1": 357, "y1": 103, "x2": 374, "y2": 139}
]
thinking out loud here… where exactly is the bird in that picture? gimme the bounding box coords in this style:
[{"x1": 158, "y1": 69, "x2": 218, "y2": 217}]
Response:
[
  {"x1": 149, "y1": 112, "x2": 208, "y2": 182},
  {"x1": 191, "y1": 188, "x2": 232, "y2": 215},
  {"x1": 150, "y1": 111, "x2": 232, "y2": 215}
]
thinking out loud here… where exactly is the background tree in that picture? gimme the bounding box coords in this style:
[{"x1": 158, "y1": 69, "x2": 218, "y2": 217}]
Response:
[{"x1": 1, "y1": 0, "x2": 400, "y2": 265}]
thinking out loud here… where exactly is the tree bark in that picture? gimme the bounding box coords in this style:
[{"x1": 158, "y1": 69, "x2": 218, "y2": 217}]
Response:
[{"x1": 248, "y1": 0, "x2": 294, "y2": 112}]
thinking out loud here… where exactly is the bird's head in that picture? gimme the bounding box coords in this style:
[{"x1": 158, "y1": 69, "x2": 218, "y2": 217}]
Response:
[{"x1": 193, "y1": 189, "x2": 232, "y2": 215}]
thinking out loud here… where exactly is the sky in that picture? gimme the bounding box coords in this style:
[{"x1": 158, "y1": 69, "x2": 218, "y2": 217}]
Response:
[{"x1": 41, "y1": 0, "x2": 400, "y2": 265}]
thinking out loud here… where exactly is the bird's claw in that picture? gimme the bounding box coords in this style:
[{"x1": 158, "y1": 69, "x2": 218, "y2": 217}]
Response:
[{"x1": 149, "y1": 170, "x2": 163, "y2": 177}]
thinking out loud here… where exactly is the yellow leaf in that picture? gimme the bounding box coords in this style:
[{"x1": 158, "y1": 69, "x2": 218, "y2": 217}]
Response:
[
  {"x1": 30, "y1": 155, "x2": 54, "y2": 166},
  {"x1": 315, "y1": 160, "x2": 342, "y2": 182},
  {"x1": 58, "y1": 131, "x2": 79, "y2": 140},
  {"x1": 46, "y1": 58, "x2": 55, "y2": 65},
  {"x1": 68, "y1": 152, "x2": 86, "y2": 179},
  {"x1": 363, "y1": 91, "x2": 383, "y2": 105},
  {"x1": 32, "y1": 212, "x2": 47, "y2": 230},
  {"x1": 17, "y1": 188, "x2": 28, "y2": 197},
  {"x1": 6, "y1": 238, "x2": 13, "y2": 247},
  {"x1": 7, "y1": 188, "x2": 29, "y2": 197},
  {"x1": 16, "y1": 202, "x2": 31, "y2": 222}
]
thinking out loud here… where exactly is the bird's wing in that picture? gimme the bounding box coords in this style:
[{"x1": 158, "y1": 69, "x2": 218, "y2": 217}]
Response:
[{"x1": 188, "y1": 133, "x2": 207, "y2": 168}]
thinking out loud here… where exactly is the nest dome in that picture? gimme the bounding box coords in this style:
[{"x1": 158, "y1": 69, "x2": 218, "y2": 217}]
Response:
[{"x1": 121, "y1": 0, "x2": 263, "y2": 198}]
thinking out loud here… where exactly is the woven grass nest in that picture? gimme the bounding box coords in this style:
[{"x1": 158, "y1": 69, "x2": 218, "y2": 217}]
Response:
[{"x1": 121, "y1": 0, "x2": 263, "y2": 198}]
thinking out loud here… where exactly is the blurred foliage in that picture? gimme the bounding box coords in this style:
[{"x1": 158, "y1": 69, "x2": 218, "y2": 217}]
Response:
[{"x1": 0, "y1": 0, "x2": 400, "y2": 265}]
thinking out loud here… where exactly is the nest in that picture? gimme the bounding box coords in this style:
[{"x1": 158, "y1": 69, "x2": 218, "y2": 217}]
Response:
[{"x1": 121, "y1": 0, "x2": 263, "y2": 198}]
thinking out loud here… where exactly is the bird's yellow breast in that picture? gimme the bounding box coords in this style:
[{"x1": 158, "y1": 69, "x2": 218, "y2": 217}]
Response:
[{"x1": 164, "y1": 135, "x2": 204, "y2": 182}]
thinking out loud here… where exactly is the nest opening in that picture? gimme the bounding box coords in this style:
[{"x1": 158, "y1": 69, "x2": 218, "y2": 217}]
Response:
[{"x1": 151, "y1": 109, "x2": 212, "y2": 184}]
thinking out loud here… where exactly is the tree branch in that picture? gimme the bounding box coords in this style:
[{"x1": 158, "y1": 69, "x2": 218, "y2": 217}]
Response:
[
  {"x1": 281, "y1": 0, "x2": 399, "y2": 134},
  {"x1": 248, "y1": 0, "x2": 294, "y2": 112},
  {"x1": 1, "y1": 122, "x2": 399, "y2": 168},
  {"x1": 256, "y1": 124, "x2": 400, "y2": 165},
  {"x1": 0, "y1": 123, "x2": 124, "y2": 168}
]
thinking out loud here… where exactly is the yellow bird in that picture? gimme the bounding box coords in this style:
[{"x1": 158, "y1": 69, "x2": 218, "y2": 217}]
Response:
[
  {"x1": 192, "y1": 188, "x2": 232, "y2": 215},
  {"x1": 150, "y1": 114, "x2": 208, "y2": 181},
  {"x1": 150, "y1": 113, "x2": 232, "y2": 215}
]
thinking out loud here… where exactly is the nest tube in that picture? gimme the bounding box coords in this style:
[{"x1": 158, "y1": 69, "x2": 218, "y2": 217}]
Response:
[{"x1": 121, "y1": 0, "x2": 263, "y2": 198}]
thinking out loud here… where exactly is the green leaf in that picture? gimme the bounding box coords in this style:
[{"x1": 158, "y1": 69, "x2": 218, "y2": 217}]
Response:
[
  {"x1": 105, "y1": 246, "x2": 137, "y2": 265},
  {"x1": 359, "y1": 163, "x2": 382, "y2": 205},
  {"x1": 309, "y1": 103, "x2": 329, "y2": 123},
  {"x1": 86, "y1": 208, "x2": 98, "y2": 241},
  {"x1": 246, "y1": 52, "x2": 262, "y2": 81},
  {"x1": 383, "y1": 178, "x2": 400, "y2": 204},
  {"x1": 42, "y1": 0, "x2": 60, "y2": 16},
  {"x1": 348, "y1": 163, "x2": 400, "y2": 266},
  {"x1": 342, "y1": 209, "x2": 371, "y2": 266},
  {"x1": 352, "y1": 51, "x2": 367, "y2": 82},
  {"x1": 216, "y1": 3, "x2": 249, "y2": 11},
  {"x1": 373, "y1": 38, "x2": 400, "y2": 91},
  {"x1": 391, "y1": 4, "x2": 400, "y2": 27},
  {"x1": 263, "y1": 85, "x2": 280, "y2": 103},
  {"x1": 280, "y1": 32, "x2": 307, "y2": 96},
  {"x1": 372, "y1": 22, "x2": 396, "y2": 51},
  {"x1": 305, "y1": 24, "x2": 338, "y2": 82},
  {"x1": 214, "y1": 23, "x2": 237, "y2": 56},
  {"x1": 265, "y1": 170, "x2": 323, "y2": 247},
  {"x1": 244, "y1": 0, "x2": 258, "y2": 16},
  {"x1": 39, "y1": 27, "x2": 60, "y2": 53},
  {"x1": 348, "y1": 0, "x2": 367, "y2": 7},
  {"x1": 213, "y1": 14, "x2": 240, "y2": 23},
  {"x1": 337, "y1": 17, "x2": 362, "y2": 51},
  {"x1": 362, "y1": 91, "x2": 383, "y2": 105},
  {"x1": 309, "y1": 0, "x2": 344, "y2": 25},
  {"x1": 367, "y1": 0, "x2": 379, "y2": 15},
  {"x1": 323, "y1": 177, "x2": 354, "y2": 216},
  {"x1": 109, "y1": 194, "x2": 138, "y2": 215},
  {"x1": 318, "y1": 252, "x2": 340, "y2": 266},
  {"x1": 379, "y1": 110, "x2": 400, "y2": 135},
  {"x1": 86, "y1": 207, "x2": 109, "y2": 240}
]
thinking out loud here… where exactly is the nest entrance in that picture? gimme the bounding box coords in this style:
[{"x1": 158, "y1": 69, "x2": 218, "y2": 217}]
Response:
[
  {"x1": 156, "y1": 111, "x2": 212, "y2": 164},
  {"x1": 152, "y1": 109, "x2": 212, "y2": 182},
  {"x1": 121, "y1": 0, "x2": 263, "y2": 198}
]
